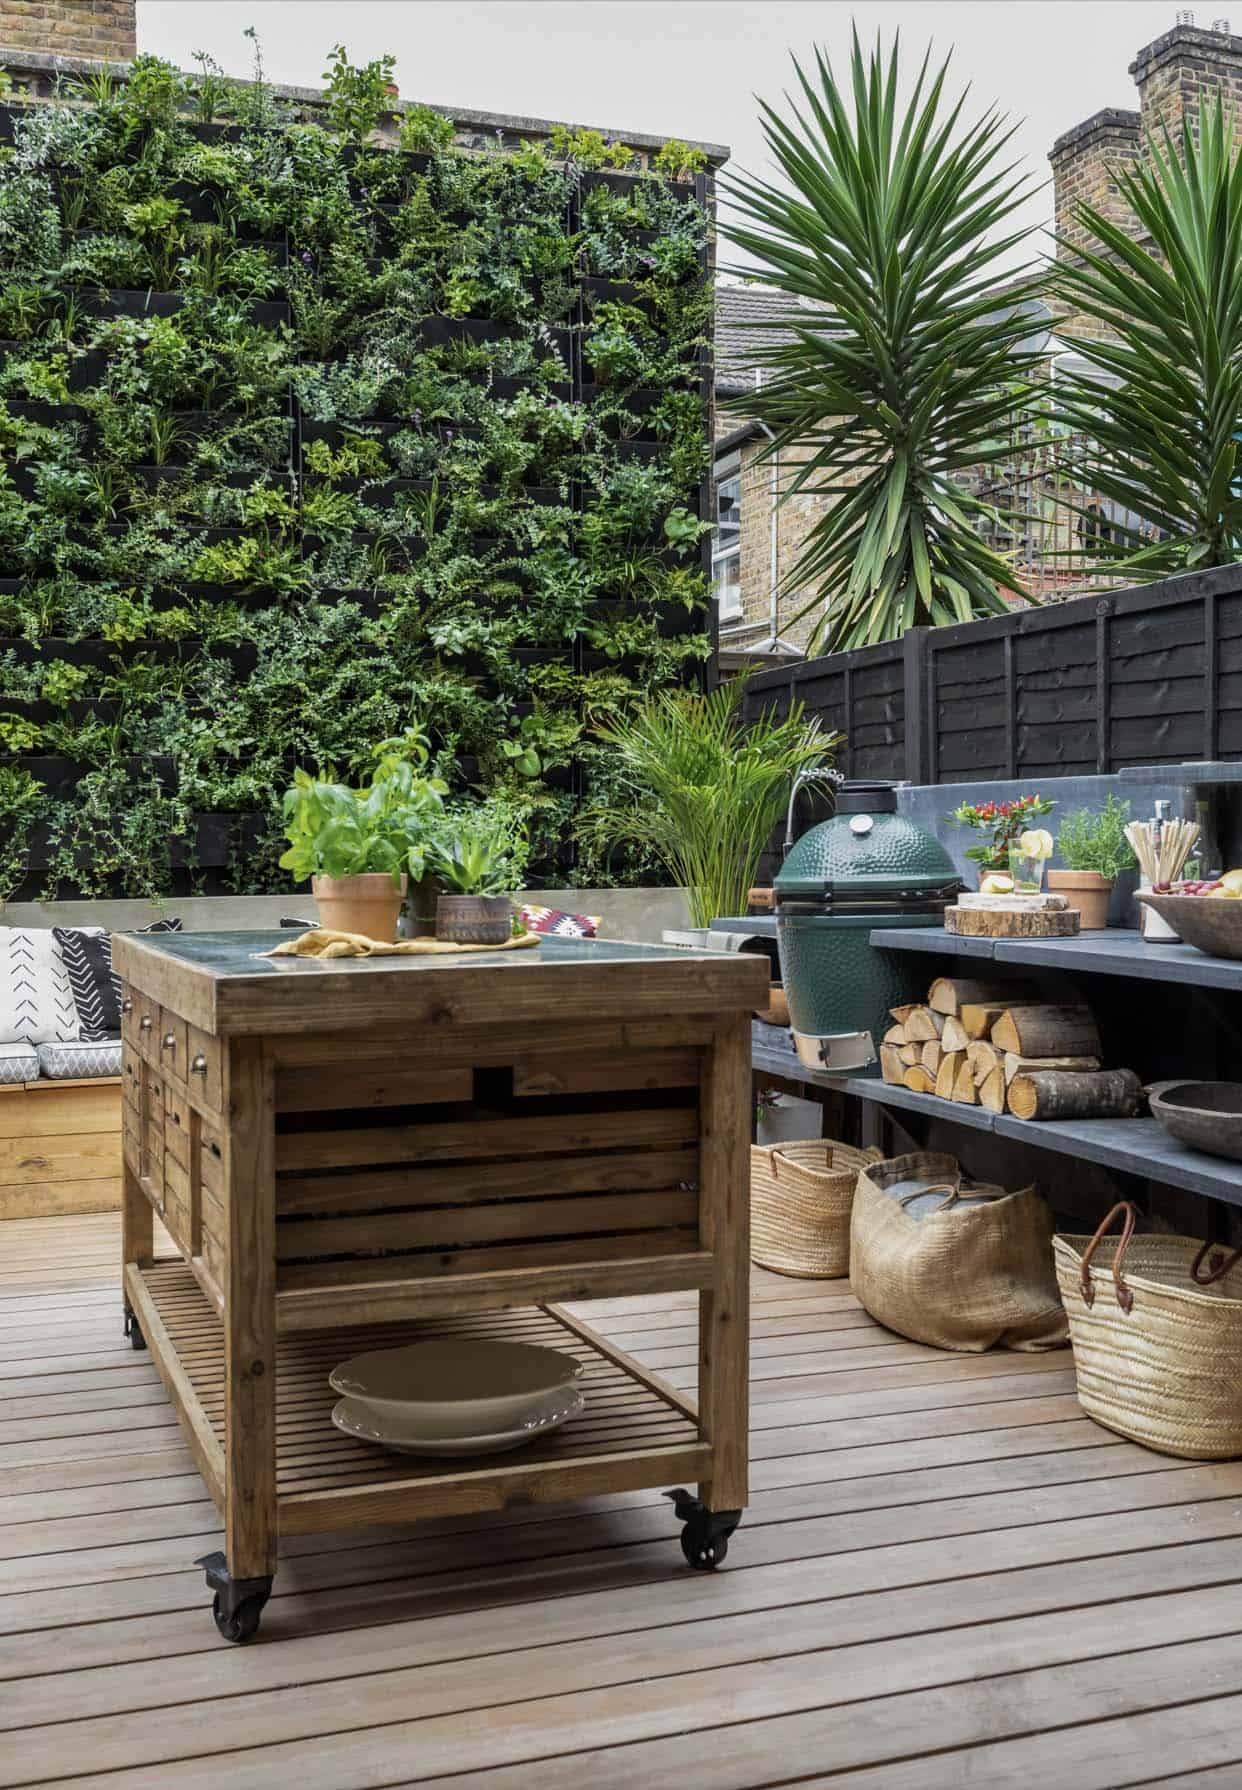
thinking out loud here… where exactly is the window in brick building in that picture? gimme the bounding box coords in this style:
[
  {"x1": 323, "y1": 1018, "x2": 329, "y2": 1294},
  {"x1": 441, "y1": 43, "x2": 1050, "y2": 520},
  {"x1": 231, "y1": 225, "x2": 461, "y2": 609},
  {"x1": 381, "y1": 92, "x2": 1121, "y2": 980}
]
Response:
[{"x1": 713, "y1": 474, "x2": 742, "y2": 618}]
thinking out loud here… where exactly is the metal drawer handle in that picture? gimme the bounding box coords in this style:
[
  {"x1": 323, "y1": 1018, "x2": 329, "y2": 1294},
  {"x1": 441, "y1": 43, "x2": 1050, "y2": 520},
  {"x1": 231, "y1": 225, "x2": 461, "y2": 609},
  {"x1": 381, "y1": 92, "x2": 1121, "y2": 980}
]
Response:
[
  {"x1": 191, "y1": 1053, "x2": 208, "y2": 1076},
  {"x1": 162, "y1": 1031, "x2": 176, "y2": 1050},
  {"x1": 121, "y1": 998, "x2": 133, "y2": 1014},
  {"x1": 139, "y1": 1015, "x2": 152, "y2": 1030}
]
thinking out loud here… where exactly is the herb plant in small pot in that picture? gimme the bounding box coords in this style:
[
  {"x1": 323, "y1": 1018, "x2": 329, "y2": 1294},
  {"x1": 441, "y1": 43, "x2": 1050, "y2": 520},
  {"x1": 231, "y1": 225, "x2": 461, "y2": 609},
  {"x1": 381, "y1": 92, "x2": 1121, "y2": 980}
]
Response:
[
  {"x1": 430, "y1": 820, "x2": 523, "y2": 945},
  {"x1": 1049, "y1": 796, "x2": 1136, "y2": 930},
  {"x1": 279, "y1": 730, "x2": 446, "y2": 942}
]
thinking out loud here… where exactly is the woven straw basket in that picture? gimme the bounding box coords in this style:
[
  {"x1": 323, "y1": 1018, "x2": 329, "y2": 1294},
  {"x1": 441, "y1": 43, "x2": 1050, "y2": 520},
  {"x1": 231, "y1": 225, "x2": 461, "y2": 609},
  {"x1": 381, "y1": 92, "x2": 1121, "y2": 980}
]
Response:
[
  {"x1": 749, "y1": 1138, "x2": 881, "y2": 1278},
  {"x1": 1054, "y1": 1201, "x2": 1242, "y2": 1460}
]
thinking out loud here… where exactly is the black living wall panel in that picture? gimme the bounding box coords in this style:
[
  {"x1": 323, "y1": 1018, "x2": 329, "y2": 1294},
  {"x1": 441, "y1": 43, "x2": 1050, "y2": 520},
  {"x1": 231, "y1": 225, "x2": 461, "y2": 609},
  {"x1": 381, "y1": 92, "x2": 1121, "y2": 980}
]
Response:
[
  {"x1": 742, "y1": 564, "x2": 1242, "y2": 789},
  {"x1": 0, "y1": 88, "x2": 713, "y2": 899}
]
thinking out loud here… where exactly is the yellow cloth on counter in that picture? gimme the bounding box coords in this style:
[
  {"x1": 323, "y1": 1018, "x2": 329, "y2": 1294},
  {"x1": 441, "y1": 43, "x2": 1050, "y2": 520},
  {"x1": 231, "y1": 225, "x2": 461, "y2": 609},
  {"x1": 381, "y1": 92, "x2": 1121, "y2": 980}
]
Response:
[{"x1": 261, "y1": 927, "x2": 542, "y2": 960}]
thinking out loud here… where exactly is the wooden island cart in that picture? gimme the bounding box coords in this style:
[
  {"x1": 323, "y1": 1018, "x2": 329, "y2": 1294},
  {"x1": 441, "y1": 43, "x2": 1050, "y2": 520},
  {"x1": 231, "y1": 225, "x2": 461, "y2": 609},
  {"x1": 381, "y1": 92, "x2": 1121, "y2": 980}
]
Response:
[{"x1": 112, "y1": 930, "x2": 767, "y2": 1642}]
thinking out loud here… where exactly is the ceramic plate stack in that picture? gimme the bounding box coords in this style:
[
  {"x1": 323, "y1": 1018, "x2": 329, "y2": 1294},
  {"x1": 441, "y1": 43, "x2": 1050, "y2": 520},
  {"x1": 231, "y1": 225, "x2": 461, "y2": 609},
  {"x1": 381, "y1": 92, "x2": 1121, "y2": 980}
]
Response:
[{"x1": 329, "y1": 1338, "x2": 586, "y2": 1456}]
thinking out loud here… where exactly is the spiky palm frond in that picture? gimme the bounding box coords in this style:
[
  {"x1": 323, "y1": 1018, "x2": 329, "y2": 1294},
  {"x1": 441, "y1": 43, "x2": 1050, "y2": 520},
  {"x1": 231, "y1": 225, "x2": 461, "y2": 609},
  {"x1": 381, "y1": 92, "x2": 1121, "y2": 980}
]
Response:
[
  {"x1": 1052, "y1": 98, "x2": 1242, "y2": 576},
  {"x1": 723, "y1": 31, "x2": 1045, "y2": 654}
]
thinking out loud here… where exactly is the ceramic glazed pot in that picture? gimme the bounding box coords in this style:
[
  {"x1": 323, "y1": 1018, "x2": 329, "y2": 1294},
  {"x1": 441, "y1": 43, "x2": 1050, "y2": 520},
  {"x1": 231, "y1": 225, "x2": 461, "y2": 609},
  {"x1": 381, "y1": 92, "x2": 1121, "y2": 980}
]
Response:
[
  {"x1": 436, "y1": 893, "x2": 512, "y2": 945},
  {"x1": 312, "y1": 872, "x2": 407, "y2": 942},
  {"x1": 1047, "y1": 868, "x2": 1113, "y2": 930}
]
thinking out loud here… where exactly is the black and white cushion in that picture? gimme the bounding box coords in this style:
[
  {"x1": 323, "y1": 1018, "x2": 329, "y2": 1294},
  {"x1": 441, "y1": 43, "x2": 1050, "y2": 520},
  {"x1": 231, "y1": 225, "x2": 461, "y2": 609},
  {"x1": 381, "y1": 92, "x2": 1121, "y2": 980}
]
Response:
[
  {"x1": 55, "y1": 918, "x2": 183, "y2": 1042},
  {"x1": 37, "y1": 1038, "x2": 123, "y2": 1079},
  {"x1": 0, "y1": 929, "x2": 80, "y2": 1045},
  {"x1": 0, "y1": 1041, "x2": 39, "y2": 1084}
]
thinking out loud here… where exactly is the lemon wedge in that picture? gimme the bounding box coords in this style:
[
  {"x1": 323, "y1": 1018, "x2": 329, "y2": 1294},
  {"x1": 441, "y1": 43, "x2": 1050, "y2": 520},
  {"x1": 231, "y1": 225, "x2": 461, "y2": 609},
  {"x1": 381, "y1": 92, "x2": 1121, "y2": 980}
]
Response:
[{"x1": 1018, "y1": 829, "x2": 1054, "y2": 861}]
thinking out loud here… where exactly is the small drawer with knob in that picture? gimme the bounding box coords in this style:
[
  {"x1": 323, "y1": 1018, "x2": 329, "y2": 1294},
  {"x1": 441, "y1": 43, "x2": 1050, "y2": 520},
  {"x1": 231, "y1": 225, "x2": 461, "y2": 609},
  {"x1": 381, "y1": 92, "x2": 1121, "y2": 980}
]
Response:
[
  {"x1": 186, "y1": 1025, "x2": 222, "y2": 1113},
  {"x1": 134, "y1": 994, "x2": 161, "y2": 1063},
  {"x1": 158, "y1": 1014, "x2": 189, "y2": 1081}
]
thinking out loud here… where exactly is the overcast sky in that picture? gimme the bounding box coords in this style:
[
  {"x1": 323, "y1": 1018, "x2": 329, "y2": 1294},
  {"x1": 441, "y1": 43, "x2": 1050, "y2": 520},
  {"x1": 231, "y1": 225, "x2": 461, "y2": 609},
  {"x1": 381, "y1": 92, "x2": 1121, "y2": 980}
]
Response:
[{"x1": 139, "y1": 0, "x2": 1195, "y2": 272}]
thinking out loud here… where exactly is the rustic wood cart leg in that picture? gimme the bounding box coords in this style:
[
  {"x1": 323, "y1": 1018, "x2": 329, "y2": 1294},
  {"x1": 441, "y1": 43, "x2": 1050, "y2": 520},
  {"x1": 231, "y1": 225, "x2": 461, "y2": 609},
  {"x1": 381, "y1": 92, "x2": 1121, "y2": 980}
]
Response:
[
  {"x1": 673, "y1": 1013, "x2": 751, "y2": 1568},
  {"x1": 198, "y1": 1040, "x2": 277, "y2": 1642},
  {"x1": 121, "y1": 1158, "x2": 152, "y2": 1350}
]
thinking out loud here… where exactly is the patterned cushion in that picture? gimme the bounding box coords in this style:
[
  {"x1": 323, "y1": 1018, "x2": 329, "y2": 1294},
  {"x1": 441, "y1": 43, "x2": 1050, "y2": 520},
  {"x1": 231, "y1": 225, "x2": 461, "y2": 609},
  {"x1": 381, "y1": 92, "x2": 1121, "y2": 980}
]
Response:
[
  {"x1": 516, "y1": 903, "x2": 601, "y2": 939},
  {"x1": 55, "y1": 918, "x2": 184, "y2": 1042},
  {"x1": 36, "y1": 1038, "x2": 122, "y2": 1079},
  {"x1": 0, "y1": 929, "x2": 80, "y2": 1045},
  {"x1": 0, "y1": 1042, "x2": 40, "y2": 1084}
]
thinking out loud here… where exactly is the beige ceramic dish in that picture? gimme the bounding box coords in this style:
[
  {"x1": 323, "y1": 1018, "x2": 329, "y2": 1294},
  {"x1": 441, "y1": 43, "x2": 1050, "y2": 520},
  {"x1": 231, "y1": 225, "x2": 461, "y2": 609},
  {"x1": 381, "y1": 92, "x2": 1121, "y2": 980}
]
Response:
[
  {"x1": 331, "y1": 1388, "x2": 586, "y2": 1456},
  {"x1": 329, "y1": 1338, "x2": 586, "y2": 1442}
]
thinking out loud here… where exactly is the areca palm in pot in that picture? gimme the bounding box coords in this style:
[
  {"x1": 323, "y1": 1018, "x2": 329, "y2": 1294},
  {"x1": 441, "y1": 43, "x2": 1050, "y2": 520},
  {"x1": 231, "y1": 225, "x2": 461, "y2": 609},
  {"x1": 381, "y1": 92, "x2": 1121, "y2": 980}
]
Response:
[{"x1": 279, "y1": 729, "x2": 447, "y2": 941}]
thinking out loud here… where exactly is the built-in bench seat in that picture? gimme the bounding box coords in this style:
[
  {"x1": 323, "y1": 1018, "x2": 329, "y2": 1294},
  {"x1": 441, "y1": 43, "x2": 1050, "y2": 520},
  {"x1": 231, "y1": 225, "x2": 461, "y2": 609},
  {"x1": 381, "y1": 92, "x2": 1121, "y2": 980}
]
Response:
[{"x1": 0, "y1": 1061, "x2": 122, "y2": 1218}]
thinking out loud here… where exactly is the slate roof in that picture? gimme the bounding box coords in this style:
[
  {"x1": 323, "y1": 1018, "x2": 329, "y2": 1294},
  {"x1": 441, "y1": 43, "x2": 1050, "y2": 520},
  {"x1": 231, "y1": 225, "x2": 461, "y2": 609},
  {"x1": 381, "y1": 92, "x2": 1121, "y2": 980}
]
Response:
[{"x1": 714, "y1": 283, "x2": 811, "y2": 395}]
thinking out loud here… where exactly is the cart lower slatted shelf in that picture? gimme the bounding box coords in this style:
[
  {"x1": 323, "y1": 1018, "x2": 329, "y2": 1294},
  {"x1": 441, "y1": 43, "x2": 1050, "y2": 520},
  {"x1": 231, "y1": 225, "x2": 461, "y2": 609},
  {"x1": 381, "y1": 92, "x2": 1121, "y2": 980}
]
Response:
[{"x1": 137, "y1": 1261, "x2": 706, "y2": 1533}]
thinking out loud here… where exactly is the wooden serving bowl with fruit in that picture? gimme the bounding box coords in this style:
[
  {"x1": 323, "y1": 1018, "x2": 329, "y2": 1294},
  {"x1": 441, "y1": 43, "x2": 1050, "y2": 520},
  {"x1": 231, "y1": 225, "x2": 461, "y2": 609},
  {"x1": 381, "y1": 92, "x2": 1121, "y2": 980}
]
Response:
[{"x1": 1138, "y1": 870, "x2": 1242, "y2": 958}]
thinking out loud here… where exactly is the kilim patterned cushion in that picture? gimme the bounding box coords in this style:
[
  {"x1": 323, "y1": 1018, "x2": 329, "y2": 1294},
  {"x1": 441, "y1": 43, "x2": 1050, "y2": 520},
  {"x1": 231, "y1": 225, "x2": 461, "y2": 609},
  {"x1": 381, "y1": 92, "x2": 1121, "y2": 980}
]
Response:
[{"x1": 516, "y1": 904, "x2": 601, "y2": 938}]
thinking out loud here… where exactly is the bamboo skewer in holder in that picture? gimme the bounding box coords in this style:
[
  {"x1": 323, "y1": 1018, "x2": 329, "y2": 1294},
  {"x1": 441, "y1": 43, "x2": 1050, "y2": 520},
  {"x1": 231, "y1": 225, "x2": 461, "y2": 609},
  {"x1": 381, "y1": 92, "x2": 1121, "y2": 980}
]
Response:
[{"x1": 1126, "y1": 810, "x2": 1200, "y2": 942}]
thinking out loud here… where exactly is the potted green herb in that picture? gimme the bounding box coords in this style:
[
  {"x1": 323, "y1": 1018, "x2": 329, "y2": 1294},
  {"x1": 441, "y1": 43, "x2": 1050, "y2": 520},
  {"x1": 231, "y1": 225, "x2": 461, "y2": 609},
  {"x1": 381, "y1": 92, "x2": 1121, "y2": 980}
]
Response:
[
  {"x1": 1049, "y1": 796, "x2": 1136, "y2": 930},
  {"x1": 430, "y1": 814, "x2": 526, "y2": 945},
  {"x1": 279, "y1": 728, "x2": 446, "y2": 941}
]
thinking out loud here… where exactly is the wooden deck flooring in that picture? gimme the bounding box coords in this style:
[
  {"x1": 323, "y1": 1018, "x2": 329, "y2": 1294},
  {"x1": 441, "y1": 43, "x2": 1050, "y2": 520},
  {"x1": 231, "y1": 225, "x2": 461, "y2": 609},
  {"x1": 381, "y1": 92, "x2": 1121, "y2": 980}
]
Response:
[{"x1": 3, "y1": 1213, "x2": 1242, "y2": 1787}]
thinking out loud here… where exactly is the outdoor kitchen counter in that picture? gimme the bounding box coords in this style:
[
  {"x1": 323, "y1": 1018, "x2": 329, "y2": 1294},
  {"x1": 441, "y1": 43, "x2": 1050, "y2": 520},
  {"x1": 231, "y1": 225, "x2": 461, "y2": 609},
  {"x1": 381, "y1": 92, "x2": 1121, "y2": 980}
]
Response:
[{"x1": 111, "y1": 929, "x2": 767, "y2": 1642}]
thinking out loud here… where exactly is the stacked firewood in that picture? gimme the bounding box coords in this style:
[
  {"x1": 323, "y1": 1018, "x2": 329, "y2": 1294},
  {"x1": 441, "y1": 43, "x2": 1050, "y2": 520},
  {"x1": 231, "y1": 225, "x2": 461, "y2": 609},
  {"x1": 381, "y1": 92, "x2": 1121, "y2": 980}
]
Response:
[{"x1": 879, "y1": 977, "x2": 1143, "y2": 1121}]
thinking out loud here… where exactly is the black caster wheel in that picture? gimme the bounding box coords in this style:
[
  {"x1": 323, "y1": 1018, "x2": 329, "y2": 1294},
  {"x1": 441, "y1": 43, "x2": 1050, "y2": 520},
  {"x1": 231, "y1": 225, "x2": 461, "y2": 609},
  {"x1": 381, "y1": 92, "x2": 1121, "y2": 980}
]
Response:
[
  {"x1": 665, "y1": 1488, "x2": 741, "y2": 1572},
  {"x1": 197, "y1": 1551, "x2": 272, "y2": 1645},
  {"x1": 124, "y1": 1309, "x2": 146, "y2": 1351}
]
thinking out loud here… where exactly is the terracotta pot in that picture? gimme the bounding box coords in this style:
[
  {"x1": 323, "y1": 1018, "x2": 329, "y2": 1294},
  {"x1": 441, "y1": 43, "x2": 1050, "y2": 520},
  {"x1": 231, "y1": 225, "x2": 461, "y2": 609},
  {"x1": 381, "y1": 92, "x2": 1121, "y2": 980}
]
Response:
[
  {"x1": 1047, "y1": 868, "x2": 1114, "y2": 930},
  {"x1": 436, "y1": 893, "x2": 513, "y2": 945},
  {"x1": 312, "y1": 872, "x2": 407, "y2": 942}
]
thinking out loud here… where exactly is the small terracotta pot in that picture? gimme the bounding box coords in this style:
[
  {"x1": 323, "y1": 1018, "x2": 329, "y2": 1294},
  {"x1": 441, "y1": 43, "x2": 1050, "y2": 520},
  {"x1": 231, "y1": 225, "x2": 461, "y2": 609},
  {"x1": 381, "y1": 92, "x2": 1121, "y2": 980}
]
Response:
[
  {"x1": 312, "y1": 872, "x2": 407, "y2": 942},
  {"x1": 1047, "y1": 868, "x2": 1114, "y2": 930},
  {"x1": 436, "y1": 893, "x2": 513, "y2": 945}
]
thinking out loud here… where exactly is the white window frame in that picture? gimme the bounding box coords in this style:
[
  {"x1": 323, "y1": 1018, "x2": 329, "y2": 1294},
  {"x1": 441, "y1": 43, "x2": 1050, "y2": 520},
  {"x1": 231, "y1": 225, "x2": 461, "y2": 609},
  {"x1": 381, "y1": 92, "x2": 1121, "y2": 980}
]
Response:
[{"x1": 713, "y1": 471, "x2": 742, "y2": 620}]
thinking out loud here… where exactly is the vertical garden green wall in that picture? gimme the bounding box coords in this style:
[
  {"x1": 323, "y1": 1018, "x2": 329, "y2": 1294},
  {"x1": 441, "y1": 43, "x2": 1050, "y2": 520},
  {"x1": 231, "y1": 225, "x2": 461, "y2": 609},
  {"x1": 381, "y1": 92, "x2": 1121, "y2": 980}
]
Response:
[{"x1": 0, "y1": 62, "x2": 714, "y2": 900}]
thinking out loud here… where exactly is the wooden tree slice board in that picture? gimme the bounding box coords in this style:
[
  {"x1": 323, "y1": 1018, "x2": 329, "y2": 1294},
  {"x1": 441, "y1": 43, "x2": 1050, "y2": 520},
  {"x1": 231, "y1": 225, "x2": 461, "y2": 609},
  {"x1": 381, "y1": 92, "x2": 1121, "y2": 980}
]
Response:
[{"x1": 945, "y1": 906, "x2": 1081, "y2": 938}]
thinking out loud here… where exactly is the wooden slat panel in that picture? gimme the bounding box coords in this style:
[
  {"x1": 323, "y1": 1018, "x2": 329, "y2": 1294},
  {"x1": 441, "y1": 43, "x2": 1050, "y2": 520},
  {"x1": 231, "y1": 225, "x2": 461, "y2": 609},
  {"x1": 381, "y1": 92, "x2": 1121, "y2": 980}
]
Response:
[
  {"x1": 270, "y1": 1017, "x2": 718, "y2": 1070},
  {"x1": 275, "y1": 1064, "x2": 473, "y2": 1114},
  {"x1": 513, "y1": 1051, "x2": 700, "y2": 1097},
  {"x1": 275, "y1": 1189, "x2": 699, "y2": 1262},
  {"x1": 276, "y1": 1228, "x2": 702, "y2": 1290},
  {"x1": 0, "y1": 1176, "x2": 122, "y2": 1219},
  {"x1": 0, "y1": 1132, "x2": 121, "y2": 1188},
  {"x1": 276, "y1": 1146, "x2": 699, "y2": 1217},
  {"x1": 0, "y1": 1084, "x2": 121, "y2": 1139},
  {"x1": 276, "y1": 1105, "x2": 698, "y2": 1173}
]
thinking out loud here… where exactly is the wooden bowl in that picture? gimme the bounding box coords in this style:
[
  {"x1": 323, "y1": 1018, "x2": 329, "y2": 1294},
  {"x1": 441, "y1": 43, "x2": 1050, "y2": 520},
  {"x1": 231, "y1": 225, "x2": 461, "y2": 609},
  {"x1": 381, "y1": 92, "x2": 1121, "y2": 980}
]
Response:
[
  {"x1": 1137, "y1": 892, "x2": 1242, "y2": 959},
  {"x1": 1149, "y1": 1079, "x2": 1242, "y2": 1162}
]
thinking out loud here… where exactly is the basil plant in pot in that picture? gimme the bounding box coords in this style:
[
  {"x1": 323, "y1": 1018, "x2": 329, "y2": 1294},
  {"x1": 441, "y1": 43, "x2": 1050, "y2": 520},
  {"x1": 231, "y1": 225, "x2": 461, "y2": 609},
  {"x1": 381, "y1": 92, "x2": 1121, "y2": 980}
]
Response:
[{"x1": 279, "y1": 729, "x2": 447, "y2": 941}]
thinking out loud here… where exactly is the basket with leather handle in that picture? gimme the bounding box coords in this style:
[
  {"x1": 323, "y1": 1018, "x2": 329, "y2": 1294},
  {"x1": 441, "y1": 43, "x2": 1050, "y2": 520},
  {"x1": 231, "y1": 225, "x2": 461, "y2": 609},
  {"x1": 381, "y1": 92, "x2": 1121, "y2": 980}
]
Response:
[
  {"x1": 850, "y1": 1152, "x2": 1068, "y2": 1351},
  {"x1": 749, "y1": 1138, "x2": 882, "y2": 1278},
  {"x1": 1054, "y1": 1201, "x2": 1242, "y2": 1459}
]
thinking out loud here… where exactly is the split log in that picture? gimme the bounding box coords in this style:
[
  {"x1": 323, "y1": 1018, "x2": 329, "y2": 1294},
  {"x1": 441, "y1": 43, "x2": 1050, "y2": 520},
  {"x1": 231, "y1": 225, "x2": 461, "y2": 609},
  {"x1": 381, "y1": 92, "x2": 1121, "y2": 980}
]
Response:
[
  {"x1": 880, "y1": 1044, "x2": 906, "y2": 1086},
  {"x1": 959, "y1": 1002, "x2": 1032, "y2": 1040},
  {"x1": 952, "y1": 1058, "x2": 979, "y2": 1104},
  {"x1": 903, "y1": 1007, "x2": 944, "y2": 1042},
  {"x1": 991, "y1": 1005, "x2": 1101, "y2": 1059},
  {"x1": 940, "y1": 1014, "x2": 971, "y2": 1053},
  {"x1": 935, "y1": 1051, "x2": 964, "y2": 1100},
  {"x1": 978, "y1": 1066, "x2": 1007, "y2": 1113},
  {"x1": 903, "y1": 1065, "x2": 937, "y2": 1095},
  {"x1": 898, "y1": 1043, "x2": 921, "y2": 1067},
  {"x1": 928, "y1": 977, "x2": 1020, "y2": 1017},
  {"x1": 882, "y1": 1023, "x2": 908, "y2": 1046},
  {"x1": 921, "y1": 1041, "x2": 943, "y2": 1076},
  {"x1": 1003, "y1": 1052, "x2": 1102, "y2": 1085},
  {"x1": 890, "y1": 1005, "x2": 920, "y2": 1025},
  {"x1": 967, "y1": 1040, "x2": 1002, "y2": 1081},
  {"x1": 1007, "y1": 1068, "x2": 1144, "y2": 1123}
]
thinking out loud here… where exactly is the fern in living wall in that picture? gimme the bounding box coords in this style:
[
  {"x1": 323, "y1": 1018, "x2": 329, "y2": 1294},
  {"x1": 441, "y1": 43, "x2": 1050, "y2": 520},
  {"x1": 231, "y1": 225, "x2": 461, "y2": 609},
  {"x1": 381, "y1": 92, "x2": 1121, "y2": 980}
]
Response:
[{"x1": 723, "y1": 32, "x2": 1045, "y2": 654}]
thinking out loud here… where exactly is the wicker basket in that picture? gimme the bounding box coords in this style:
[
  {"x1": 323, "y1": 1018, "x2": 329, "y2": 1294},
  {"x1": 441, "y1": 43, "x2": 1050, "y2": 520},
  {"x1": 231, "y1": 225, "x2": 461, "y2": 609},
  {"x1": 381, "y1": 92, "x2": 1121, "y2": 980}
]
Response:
[
  {"x1": 749, "y1": 1138, "x2": 880, "y2": 1278},
  {"x1": 1054, "y1": 1201, "x2": 1242, "y2": 1459}
]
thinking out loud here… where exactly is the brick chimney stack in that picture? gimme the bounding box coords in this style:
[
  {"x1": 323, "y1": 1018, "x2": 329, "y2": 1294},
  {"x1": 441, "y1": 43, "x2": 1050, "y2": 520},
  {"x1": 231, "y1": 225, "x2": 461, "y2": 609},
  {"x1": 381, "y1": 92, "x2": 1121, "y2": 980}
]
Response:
[
  {"x1": 0, "y1": 0, "x2": 137, "y2": 63},
  {"x1": 1130, "y1": 20, "x2": 1242, "y2": 141}
]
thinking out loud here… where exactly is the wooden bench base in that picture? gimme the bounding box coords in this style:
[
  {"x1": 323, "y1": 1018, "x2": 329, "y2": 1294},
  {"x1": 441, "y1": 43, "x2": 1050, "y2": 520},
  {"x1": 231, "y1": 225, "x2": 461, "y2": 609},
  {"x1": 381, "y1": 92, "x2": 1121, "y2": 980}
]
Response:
[{"x1": 0, "y1": 1076, "x2": 122, "y2": 1219}]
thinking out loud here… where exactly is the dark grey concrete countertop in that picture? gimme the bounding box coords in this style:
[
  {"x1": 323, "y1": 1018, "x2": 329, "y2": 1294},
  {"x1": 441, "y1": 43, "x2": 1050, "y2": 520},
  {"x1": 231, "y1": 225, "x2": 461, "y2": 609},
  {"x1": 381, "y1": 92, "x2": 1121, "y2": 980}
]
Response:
[{"x1": 870, "y1": 925, "x2": 1242, "y2": 992}]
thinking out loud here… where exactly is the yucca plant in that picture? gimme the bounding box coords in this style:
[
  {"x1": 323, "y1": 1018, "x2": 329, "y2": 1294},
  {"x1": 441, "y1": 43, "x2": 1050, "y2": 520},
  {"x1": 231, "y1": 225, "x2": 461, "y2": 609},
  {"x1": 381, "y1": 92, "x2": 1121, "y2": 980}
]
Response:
[
  {"x1": 1052, "y1": 98, "x2": 1242, "y2": 575},
  {"x1": 724, "y1": 33, "x2": 1044, "y2": 653},
  {"x1": 584, "y1": 682, "x2": 838, "y2": 928}
]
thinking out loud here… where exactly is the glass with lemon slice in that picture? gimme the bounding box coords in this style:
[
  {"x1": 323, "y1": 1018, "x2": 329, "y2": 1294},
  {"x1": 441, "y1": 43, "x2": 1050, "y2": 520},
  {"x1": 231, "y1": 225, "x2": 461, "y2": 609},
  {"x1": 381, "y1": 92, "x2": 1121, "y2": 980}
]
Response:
[{"x1": 1008, "y1": 827, "x2": 1054, "y2": 894}]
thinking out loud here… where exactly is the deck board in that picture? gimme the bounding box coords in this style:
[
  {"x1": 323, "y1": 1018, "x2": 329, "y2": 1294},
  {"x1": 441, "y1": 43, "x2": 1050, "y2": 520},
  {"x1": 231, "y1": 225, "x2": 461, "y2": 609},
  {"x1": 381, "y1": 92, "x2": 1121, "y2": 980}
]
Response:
[{"x1": 2, "y1": 1212, "x2": 1241, "y2": 1788}]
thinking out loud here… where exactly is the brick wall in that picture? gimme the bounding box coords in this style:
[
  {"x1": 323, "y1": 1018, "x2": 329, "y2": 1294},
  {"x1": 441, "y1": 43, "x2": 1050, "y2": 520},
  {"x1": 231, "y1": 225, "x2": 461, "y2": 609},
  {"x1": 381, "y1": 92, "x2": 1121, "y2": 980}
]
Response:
[
  {"x1": 0, "y1": 0, "x2": 136, "y2": 61},
  {"x1": 1131, "y1": 23, "x2": 1242, "y2": 143},
  {"x1": 724, "y1": 435, "x2": 831, "y2": 654}
]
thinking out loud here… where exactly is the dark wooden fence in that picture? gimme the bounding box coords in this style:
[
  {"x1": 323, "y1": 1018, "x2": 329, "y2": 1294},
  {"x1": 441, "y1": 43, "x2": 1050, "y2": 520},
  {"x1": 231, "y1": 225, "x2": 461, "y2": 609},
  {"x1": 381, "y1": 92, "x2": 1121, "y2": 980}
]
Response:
[{"x1": 739, "y1": 564, "x2": 1242, "y2": 784}]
